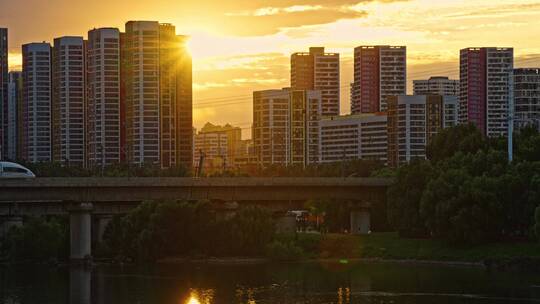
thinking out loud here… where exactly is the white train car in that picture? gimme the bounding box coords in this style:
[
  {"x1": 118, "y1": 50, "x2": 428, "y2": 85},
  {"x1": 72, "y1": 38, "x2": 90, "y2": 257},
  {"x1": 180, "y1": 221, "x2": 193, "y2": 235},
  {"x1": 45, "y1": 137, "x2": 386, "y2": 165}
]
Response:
[{"x1": 0, "y1": 162, "x2": 36, "y2": 178}]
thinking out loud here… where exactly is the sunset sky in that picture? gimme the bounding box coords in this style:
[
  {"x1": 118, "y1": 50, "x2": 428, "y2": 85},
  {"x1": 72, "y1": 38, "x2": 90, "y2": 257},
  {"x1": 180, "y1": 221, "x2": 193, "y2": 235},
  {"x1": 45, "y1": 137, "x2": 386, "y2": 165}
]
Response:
[{"x1": 2, "y1": 0, "x2": 540, "y2": 138}]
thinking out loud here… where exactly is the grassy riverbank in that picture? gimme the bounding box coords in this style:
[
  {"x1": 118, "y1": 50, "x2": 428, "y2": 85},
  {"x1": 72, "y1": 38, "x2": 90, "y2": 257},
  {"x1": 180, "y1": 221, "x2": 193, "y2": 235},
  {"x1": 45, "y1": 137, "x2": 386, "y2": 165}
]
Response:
[{"x1": 293, "y1": 232, "x2": 540, "y2": 263}]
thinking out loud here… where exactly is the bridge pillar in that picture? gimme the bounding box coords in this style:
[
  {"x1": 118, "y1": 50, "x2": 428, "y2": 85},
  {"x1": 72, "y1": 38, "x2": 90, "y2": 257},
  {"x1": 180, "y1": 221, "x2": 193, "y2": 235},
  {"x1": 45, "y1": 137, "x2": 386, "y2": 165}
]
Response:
[
  {"x1": 69, "y1": 266, "x2": 91, "y2": 304},
  {"x1": 0, "y1": 216, "x2": 23, "y2": 238},
  {"x1": 68, "y1": 203, "x2": 93, "y2": 261},
  {"x1": 275, "y1": 212, "x2": 297, "y2": 234},
  {"x1": 213, "y1": 201, "x2": 239, "y2": 221},
  {"x1": 350, "y1": 208, "x2": 370, "y2": 235},
  {"x1": 93, "y1": 215, "x2": 113, "y2": 244}
]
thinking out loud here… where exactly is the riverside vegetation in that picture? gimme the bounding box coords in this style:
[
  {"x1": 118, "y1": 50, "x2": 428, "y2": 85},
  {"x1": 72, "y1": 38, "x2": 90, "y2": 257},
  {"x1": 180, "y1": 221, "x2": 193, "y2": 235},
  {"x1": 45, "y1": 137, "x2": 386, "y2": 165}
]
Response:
[{"x1": 1, "y1": 124, "x2": 540, "y2": 264}]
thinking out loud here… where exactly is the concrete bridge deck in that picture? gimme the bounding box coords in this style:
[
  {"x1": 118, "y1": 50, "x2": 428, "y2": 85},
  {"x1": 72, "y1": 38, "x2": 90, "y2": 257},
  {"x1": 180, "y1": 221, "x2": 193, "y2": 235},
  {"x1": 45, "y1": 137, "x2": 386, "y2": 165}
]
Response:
[{"x1": 0, "y1": 177, "x2": 392, "y2": 203}]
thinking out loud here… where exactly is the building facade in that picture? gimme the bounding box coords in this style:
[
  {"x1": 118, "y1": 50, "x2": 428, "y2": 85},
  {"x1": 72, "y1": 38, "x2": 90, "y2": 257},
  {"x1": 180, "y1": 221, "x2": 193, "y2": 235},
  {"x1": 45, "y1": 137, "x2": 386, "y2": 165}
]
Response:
[
  {"x1": 123, "y1": 21, "x2": 192, "y2": 169},
  {"x1": 387, "y1": 95, "x2": 458, "y2": 167},
  {"x1": 319, "y1": 113, "x2": 387, "y2": 163},
  {"x1": 460, "y1": 47, "x2": 514, "y2": 137},
  {"x1": 52, "y1": 36, "x2": 86, "y2": 166},
  {"x1": 193, "y1": 128, "x2": 229, "y2": 173},
  {"x1": 413, "y1": 76, "x2": 459, "y2": 96},
  {"x1": 21, "y1": 43, "x2": 52, "y2": 162},
  {"x1": 7, "y1": 71, "x2": 22, "y2": 160},
  {"x1": 351, "y1": 46, "x2": 406, "y2": 114},
  {"x1": 291, "y1": 47, "x2": 339, "y2": 116},
  {"x1": 86, "y1": 28, "x2": 121, "y2": 168},
  {"x1": 193, "y1": 122, "x2": 242, "y2": 171},
  {"x1": 514, "y1": 68, "x2": 540, "y2": 129},
  {"x1": 0, "y1": 28, "x2": 7, "y2": 159},
  {"x1": 253, "y1": 89, "x2": 321, "y2": 167}
]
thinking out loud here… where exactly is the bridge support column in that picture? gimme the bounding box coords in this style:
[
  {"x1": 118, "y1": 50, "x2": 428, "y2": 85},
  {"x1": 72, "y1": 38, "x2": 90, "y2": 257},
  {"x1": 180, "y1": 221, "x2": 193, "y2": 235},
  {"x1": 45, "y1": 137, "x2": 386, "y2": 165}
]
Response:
[
  {"x1": 350, "y1": 208, "x2": 370, "y2": 235},
  {"x1": 68, "y1": 203, "x2": 93, "y2": 261},
  {"x1": 1, "y1": 216, "x2": 23, "y2": 238},
  {"x1": 94, "y1": 215, "x2": 113, "y2": 244},
  {"x1": 69, "y1": 266, "x2": 91, "y2": 304},
  {"x1": 275, "y1": 212, "x2": 297, "y2": 234}
]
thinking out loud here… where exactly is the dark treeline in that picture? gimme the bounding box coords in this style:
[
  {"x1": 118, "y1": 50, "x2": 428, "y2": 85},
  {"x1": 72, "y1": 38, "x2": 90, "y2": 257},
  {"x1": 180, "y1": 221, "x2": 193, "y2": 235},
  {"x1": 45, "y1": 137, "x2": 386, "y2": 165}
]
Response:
[
  {"x1": 0, "y1": 216, "x2": 69, "y2": 262},
  {"x1": 16, "y1": 156, "x2": 385, "y2": 178},
  {"x1": 388, "y1": 124, "x2": 540, "y2": 244},
  {"x1": 98, "y1": 201, "x2": 276, "y2": 262}
]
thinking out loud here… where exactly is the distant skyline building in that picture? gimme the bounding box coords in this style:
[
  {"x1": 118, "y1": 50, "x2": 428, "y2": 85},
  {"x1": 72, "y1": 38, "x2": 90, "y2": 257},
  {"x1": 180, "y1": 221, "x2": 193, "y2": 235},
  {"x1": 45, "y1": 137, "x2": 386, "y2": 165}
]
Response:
[
  {"x1": 351, "y1": 45, "x2": 406, "y2": 114},
  {"x1": 21, "y1": 42, "x2": 52, "y2": 162},
  {"x1": 123, "y1": 21, "x2": 192, "y2": 169},
  {"x1": 387, "y1": 95, "x2": 458, "y2": 167},
  {"x1": 459, "y1": 47, "x2": 514, "y2": 137},
  {"x1": 193, "y1": 122, "x2": 242, "y2": 171},
  {"x1": 319, "y1": 113, "x2": 387, "y2": 163},
  {"x1": 291, "y1": 47, "x2": 340, "y2": 116},
  {"x1": 513, "y1": 68, "x2": 540, "y2": 129},
  {"x1": 86, "y1": 28, "x2": 121, "y2": 168},
  {"x1": 0, "y1": 28, "x2": 8, "y2": 159},
  {"x1": 52, "y1": 36, "x2": 86, "y2": 166},
  {"x1": 7, "y1": 71, "x2": 21, "y2": 160},
  {"x1": 413, "y1": 76, "x2": 459, "y2": 96},
  {"x1": 253, "y1": 88, "x2": 321, "y2": 167}
]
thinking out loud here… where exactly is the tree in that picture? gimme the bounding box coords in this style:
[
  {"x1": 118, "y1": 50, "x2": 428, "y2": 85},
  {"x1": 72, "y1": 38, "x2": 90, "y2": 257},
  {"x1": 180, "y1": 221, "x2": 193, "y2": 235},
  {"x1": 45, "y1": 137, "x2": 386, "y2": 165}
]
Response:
[
  {"x1": 426, "y1": 123, "x2": 485, "y2": 164},
  {"x1": 2, "y1": 217, "x2": 68, "y2": 261},
  {"x1": 387, "y1": 160, "x2": 433, "y2": 237}
]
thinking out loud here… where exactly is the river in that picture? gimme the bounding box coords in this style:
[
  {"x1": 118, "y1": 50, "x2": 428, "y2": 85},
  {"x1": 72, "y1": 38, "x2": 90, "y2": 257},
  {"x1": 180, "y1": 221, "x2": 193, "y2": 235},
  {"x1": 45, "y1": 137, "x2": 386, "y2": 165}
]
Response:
[{"x1": 1, "y1": 261, "x2": 540, "y2": 303}]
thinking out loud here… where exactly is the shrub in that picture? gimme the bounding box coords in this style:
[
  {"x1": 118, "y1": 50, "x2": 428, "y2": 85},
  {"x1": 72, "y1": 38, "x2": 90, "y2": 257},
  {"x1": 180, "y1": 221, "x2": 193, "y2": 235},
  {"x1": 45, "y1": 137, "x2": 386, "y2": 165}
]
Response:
[{"x1": 265, "y1": 240, "x2": 304, "y2": 261}]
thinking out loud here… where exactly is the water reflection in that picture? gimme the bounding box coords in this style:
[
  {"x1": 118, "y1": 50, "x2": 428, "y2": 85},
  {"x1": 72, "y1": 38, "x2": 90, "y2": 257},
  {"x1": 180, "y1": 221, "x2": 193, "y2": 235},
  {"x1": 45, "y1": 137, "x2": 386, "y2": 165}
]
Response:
[
  {"x1": 185, "y1": 289, "x2": 214, "y2": 304},
  {"x1": 69, "y1": 266, "x2": 91, "y2": 304},
  {"x1": 1, "y1": 262, "x2": 540, "y2": 303}
]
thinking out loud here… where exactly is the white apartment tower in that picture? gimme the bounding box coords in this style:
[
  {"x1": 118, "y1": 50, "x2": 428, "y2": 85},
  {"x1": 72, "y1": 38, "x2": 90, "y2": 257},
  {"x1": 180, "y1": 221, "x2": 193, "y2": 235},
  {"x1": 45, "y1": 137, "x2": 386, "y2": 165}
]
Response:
[
  {"x1": 513, "y1": 68, "x2": 540, "y2": 129},
  {"x1": 319, "y1": 113, "x2": 387, "y2": 163},
  {"x1": 460, "y1": 47, "x2": 514, "y2": 137},
  {"x1": 52, "y1": 36, "x2": 86, "y2": 166},
  {"x1": 123, "y1": 21, "x2": 193, "y2": 168},
  {"x1": 7, "y1": 71, "x2": 22, "y2": 160},
  {"x1": 413, "y1": 76, "x2": 459, "y2": 96},
  {"x1": 86, "y1": 28, "x2": 121, "y2": 167},
  {"x1": 387, "y1": 95, "x2": 458, "y2": 167},
  {"x1": 351, "y1": 46, "x2": 406, "y2": 114},
  {"x1": 291, "y1": 47, "x2": 340, "y2": 116},
  {"x1": 21, "y1": 42, "x2": 52, "y2": 162},
  {"x1": 252, "y1": 89, "x2": 321, "y2": 167}
]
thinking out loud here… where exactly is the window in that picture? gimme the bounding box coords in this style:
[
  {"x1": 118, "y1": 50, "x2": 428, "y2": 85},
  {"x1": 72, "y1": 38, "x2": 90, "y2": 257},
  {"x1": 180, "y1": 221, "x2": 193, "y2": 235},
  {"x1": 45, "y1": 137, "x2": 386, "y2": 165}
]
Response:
[{"x1": 3, "y1": 167, "x2": 29, "y2": 174}]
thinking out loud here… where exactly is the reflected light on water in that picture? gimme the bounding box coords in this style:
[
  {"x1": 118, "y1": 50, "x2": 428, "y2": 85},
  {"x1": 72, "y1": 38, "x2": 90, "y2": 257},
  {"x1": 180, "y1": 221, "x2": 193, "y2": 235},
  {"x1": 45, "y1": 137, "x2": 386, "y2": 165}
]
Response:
[
  {"x1": 186, "y1": 297, "x2": 201, "y2": 304},
  {"x1": 184, "y1": 289, "x2": 215, "y2": 304}
]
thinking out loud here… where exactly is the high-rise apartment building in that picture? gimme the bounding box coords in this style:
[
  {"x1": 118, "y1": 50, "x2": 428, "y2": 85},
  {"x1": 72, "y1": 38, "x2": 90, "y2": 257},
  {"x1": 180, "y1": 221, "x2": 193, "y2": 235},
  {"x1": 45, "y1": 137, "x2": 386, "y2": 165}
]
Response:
[
  {"x1": 387, "y1": 95, "x2": 458, "y2": 167},
  {"x1": 319, "y1": 113, "x2": 387, "y2": 163},
  {"x1": 413, "y1": 76, "x2": 459, "y2": 96},
  {"x1": 21, "y1": 42, "x2": 52, "y2": 162},
  {"x1": 0, "y1": 28, "x2": 8, "y2": 159},
  {"x1": 351, "y1": 46, "x2": 406, "y2": 114},
  {"x1": 291, "y1": 47, "x2": 339, "y2": 116},
  {"x1": 52, "y1": 36, "x2": 86, "y2": 166},
  {"x1": 123, "y1": 21, "x2": 192, "y2": 169},
  {"x1": 460, "y1": 47, "x2": 514, "y2": 137},
  {"x1": 7, "y1": 71, "x2": 21, "y2": 160},
  {"x1": 193, "y1": 122, "x2": 242, "y2": 171},
  {"x1": 86, "y1": 28, "x2": 121, "y2": 168},
  {"x1": 252, "y1": 88, "x2": 321, "y2": 167},
  {"x1": 513, "y1": 68, "x2": 540, "y2": 129}
]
